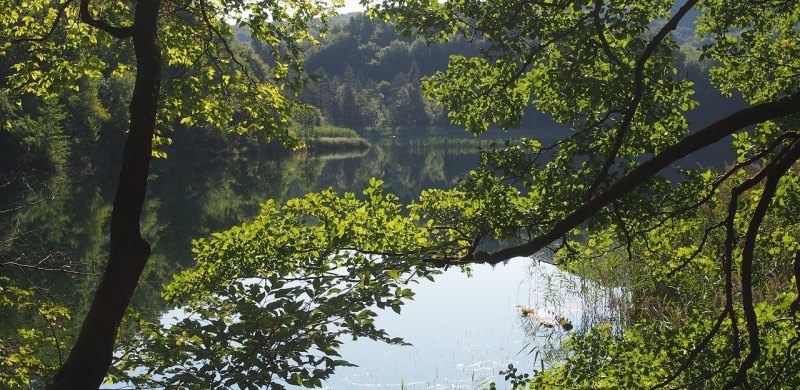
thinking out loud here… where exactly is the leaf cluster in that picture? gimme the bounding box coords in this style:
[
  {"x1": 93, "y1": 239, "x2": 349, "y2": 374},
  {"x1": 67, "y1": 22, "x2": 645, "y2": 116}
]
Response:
[{"x1": 113, "y1": 179, "x2": 443, "y2": 388}]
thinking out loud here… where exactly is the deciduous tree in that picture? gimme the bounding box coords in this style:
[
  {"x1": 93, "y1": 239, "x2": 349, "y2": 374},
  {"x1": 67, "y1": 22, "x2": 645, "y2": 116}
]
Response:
[
  {"x1": 157, "y1": 0, "x2": 800, "y2": 386},
  {"x1": 1, "y1": 0, "x2": 337, "y2": 387},
  {"x1": 363, "y1": 0, "x2": 800, "y2": 386}
]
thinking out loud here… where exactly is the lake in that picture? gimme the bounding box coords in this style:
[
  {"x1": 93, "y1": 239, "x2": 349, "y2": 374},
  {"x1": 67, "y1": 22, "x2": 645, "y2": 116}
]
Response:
[
  {"x1": 0, "y1": 130, "x2": 641, "y2": 388},
  {"x1": 322, "y1": 258, "x2": 618, "y2": 389}
]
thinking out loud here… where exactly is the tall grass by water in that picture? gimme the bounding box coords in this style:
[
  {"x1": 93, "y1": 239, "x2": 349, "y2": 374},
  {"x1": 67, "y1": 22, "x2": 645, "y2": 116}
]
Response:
[
  {"x1": 312, "y1": 125, "x2": 361, "y2": 138},
  {"x1": 304, "y1": 137, "x2": 370, "y2": 153}
]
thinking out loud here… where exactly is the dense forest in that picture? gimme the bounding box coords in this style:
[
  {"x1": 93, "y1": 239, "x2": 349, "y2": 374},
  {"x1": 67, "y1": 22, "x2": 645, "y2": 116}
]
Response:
[
  {"x1": 3, "y1": 0, "x2": 800, "y2": 389},
  {"x1": 298, "y1": 13, "x2": 482, "y2": 130},
  {"x1": 296, "y1": 12, "x2": 739, "y2": 133},
  {"x1": 0, "y1": 12, "x2": 492, "y2": 174},
  {"x1": 1, "y1": 12, "x2": 736, "y2": 172}
]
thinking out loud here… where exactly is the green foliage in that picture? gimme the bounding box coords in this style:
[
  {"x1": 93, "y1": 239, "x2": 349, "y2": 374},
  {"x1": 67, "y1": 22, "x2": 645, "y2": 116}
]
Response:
[
  {"x1": 153, "y1": 0, "x2": 339, "y2": 146},
  {"x1": 698, "y1": 0, "x2": 800, "y2": 103},
  {"x1": 0, "y1": 71, "x2": 139, "y2": 170},
  {"x1": 0, "y1": 0, "x2": 340, "y2": 153},
  {"x1": 0, "y1": 277, "x2": 70, "y2": 388},
  {"x1": 371, "y1": 0, "x2": 691, "y2": 136},
  {"x1": 0, "y1": 95, "x2": 70, "y2": 169},
  {"x1": 2, "y1": 0, "x2": 343, "y2": 385},
  {"x1": 500, "y1": 364, "x2": 532, "y2": 389},
  {"x1": 2, "y1": 0, "x2": 799, "y2": 387},
  {"x1": 364, "y1": 0, "x2": 800, "y2": 387},
  {"x1": 291, "y1": 105, "x2": 323, "y2": 139},
  {"x1": 300, "y1": 14, "x2": 484, "y2": 130},
  {"x1": 113, "y1": 179, "x2": 442, "y2": 388},
  {"x1": 533, "y1": 199, "x2": 800, "y2": 388}
]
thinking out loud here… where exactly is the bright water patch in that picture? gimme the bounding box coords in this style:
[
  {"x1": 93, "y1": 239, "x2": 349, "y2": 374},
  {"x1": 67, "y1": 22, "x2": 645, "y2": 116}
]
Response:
[{"x1": 321, "y1": 257, "x2": 605, "y2": 389}]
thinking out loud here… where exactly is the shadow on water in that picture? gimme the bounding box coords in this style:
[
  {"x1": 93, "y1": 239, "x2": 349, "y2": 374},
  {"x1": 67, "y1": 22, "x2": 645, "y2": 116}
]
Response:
[
  {"x1": 1, "y1": 127, "x2": 731, "y2": 388},
  {"x1": 1, "y1": 135, "x2": 492, "y2": 385}
]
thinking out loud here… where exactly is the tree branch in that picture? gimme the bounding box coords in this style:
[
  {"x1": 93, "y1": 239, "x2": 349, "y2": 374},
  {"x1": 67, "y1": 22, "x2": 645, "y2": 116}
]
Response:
[
  {"x1": 587, "y1": 0, "x2": 699, "y2": 196},
  {"x1": 665, "y1": 221, "x2": 724, "y2": 278},
  {"x1": 723, "y1": 140, "x2": 800, "y2": 389},
  {"x1": 722, "y1": 165, "x2": 771, "y2": 356},
  {"x1": 792, "y1": 250, "x2": 800, "y2": 313},
  {"x1": 10, "y1": 0, "x2": 73, "y2": 43},
  {"x1": 79, "y1": 0, "x2": 133, "y2": 39},
  {"x1": 197, "y1": 0, "x2": 257, "y2": 88},
  {"x1": 447, "y1": 89, "x2": 800, "y2": 266},
  {"x1": 1, "y1": 253, "x2": 93, "y2": 275},
  {"x1": 591, "y1": 0, "x2": 622, "y2": 66},
  {"x1": 762, "y1": 336, "x2": 800, "y2": 390},
  {"x1": 649, "y1": 308, "x2": 729, "y2": 389}
]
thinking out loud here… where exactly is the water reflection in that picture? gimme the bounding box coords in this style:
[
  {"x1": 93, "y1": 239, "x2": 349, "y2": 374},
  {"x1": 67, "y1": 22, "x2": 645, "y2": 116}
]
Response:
[
  {"x1": 320, "y1": 256, "x2": 623, "y2": 389},
  {"x1": 2, "y1": 133, "x2": 624, "y2": 388}
]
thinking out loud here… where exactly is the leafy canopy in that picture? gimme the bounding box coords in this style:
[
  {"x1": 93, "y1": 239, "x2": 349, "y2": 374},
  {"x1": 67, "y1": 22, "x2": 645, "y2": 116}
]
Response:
[
  {"x1": 4, "y1": 0, "x2": 800, "y2": 387},
  {"x1": 134, "y1": 0, "x2": 800, "y2": 387},
  {"x1": 113, "y1": 180, "x2": 443, "y2": 388},
  {"x1": 1, "y1": 0, "x2": 342, "y2": 148},
  {"x1": 360, "y1": 0, "x2": 800, "y2": 387}
]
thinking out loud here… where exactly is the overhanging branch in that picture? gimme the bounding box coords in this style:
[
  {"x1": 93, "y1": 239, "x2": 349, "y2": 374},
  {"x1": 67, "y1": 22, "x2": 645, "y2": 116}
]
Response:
[
  {"x1": 10, "y1": 0, "x2": 73, "y2": 43},
  {"x1": 450, "y1": 90, "x2": 800, "y2": 265},
  {"x1": 792, "y1": 250, "x2": 800, "y2": 313}
]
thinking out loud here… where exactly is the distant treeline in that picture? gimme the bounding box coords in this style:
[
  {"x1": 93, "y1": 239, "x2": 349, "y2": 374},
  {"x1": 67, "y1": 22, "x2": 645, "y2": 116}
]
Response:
[
  {"x1": 292, "y1": 13, "x2": 743, "y2": 132},
  {"x1": 298, "y1": 13, "x2": 482, "y2": 130},
  {"x1": 0, "y1": 12, "x2": 740, "y2": 171}
]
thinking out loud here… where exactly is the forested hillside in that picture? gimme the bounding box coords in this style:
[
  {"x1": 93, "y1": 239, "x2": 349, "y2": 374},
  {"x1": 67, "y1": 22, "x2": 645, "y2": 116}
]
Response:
[
  {"x1": 3, "y1": 0, "x2": 799, "y2": 387},
  {"x1": 295, "y1": 12, "x2": 739, "y2": 132},
  {"x1": 299, "y1": 13, "x2": 483, "y2": 130},
  {"x1": 2, "y1": 12, "x2": 736, "y2": 172}
]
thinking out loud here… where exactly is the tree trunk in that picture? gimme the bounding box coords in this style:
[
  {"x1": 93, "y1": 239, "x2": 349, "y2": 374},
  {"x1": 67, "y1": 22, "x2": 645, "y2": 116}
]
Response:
[{"x1": 47, "y1": 0, "x2": 161, "y2": 388}]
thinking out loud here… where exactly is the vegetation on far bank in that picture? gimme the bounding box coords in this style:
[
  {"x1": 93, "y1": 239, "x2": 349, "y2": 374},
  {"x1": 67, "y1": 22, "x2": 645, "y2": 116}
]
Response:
[{"x1": 2, "y1": 0, "x2": 799, "y2": 388}]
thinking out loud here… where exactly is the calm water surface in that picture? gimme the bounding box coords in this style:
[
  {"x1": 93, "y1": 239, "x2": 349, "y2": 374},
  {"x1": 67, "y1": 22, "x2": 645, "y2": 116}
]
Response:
[
  {"x1": 2, "y1": 132, "x2": 619, "y2": 388},
  {"x1": 324, "y1": 259, "x2": 595, "y2": 389}
]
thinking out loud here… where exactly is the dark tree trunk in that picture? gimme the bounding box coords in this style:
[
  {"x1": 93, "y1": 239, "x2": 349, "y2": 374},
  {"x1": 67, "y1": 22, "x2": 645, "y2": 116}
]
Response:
[{"x1": 47, "y1": 0, "x2": 161, "y2": 388}]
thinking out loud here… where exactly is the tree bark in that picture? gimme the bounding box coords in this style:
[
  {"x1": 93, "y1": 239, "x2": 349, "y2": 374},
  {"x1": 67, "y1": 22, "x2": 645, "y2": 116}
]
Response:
[{"x1": 47, "y1": 0, "x2": 161, "y2": 388}]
